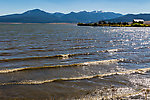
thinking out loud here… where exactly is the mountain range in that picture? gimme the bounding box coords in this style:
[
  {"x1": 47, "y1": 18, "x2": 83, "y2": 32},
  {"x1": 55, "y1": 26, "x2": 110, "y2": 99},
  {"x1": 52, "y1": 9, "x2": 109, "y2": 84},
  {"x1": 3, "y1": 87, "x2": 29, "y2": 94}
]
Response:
[
  {"x1": 0, "y1": 9, "x2": 122, "y2": 23},
  {"x1": 1, "y1": 9, "x2": 150, "y2": 23},
  {"x1": 106, "y1": 14, "x2": 150, "y2": 23}
]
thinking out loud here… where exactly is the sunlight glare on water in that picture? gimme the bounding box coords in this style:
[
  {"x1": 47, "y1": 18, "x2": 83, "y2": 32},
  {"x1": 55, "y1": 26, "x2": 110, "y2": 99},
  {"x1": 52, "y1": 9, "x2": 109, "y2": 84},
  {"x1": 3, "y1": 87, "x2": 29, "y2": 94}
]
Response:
[{"x1": 0, "y1": 24, "x2": 150, "y2": 99}]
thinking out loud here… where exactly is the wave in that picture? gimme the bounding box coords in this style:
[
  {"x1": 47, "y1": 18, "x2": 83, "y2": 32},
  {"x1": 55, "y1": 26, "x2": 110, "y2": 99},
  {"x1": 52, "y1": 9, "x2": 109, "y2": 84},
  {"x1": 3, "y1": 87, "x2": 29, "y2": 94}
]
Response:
[
  {"x1": 69, "y1": 46, "x2": 96, "y2": 50},
  {"x1": 27, "y1": 46, "x2": 95, "y2": 53},
  {"x1": 63, "y1": 39, "x2": 95, "y2": 41},
  {"x1": 97, "y1": 48, "x2": 126, "y2": 53},
  {"x1": 0, "y1": 53, "x2": 11, "y2": 56},
  {"x1": 98, "y1": 46, "x2": 149, "y2": 53},
  {"x1": 0, "y1": 53, "x2": 91, "y2": 62},
  {"x1": 28, "y1": 47, "x2": 45, "y2": 49},
  {"x1": 134, "y1": 46, "x2": 150, "y2": 50},
  {"x1": 0, "y1": 59, "x2": 123, "y2": 74},
  {"x1": 0, "y1": 47, "x2": 125, "y2": 62},
  {"x1": 81, "y1": 59, "x2": 123, "y2": 65},
  {"x1": 1, "y1": 65, "x2": 150, "y2": 85}
]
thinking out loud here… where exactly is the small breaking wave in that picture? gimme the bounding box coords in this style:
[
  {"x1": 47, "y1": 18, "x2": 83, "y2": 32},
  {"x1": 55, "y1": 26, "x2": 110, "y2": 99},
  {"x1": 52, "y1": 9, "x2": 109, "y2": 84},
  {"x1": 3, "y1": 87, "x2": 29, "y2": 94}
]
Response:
[
  {"x1": 82, "y1": 59, "x2": 123, "y2": 65},
  {"x1": 1, "y1": 66, "x2": 150, "y2": 85},
  {"x1": 134, "y1": 46, "x2": 150, "y2": 50},
  {"x1": 0, "y1": 53, "x2": 91, "y2": 62},
  {"x1": 0, "y1": 48, "x2": 125, "y2": 62},
  {"x1": 97, "y1": 48, "x2": 126, "y2": 53},
  {"x1": 0, "y1": 59, "x2": 123, "y2": 74}
]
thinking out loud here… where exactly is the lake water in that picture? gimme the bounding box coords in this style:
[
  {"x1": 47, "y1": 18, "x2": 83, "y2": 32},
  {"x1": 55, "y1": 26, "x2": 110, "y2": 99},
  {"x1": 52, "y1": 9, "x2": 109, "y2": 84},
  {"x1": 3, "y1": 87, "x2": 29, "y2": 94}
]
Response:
[{"x1": 0, "y1": 24, "x2": 150, "y2": 99}]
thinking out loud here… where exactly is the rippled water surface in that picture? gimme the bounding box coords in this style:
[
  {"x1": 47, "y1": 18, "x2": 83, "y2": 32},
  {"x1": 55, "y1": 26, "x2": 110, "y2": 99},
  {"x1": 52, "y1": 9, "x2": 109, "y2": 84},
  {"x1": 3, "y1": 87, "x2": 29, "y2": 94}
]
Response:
[{"x1": 0, "y1": 24, "x2": 150, "y2": 99}]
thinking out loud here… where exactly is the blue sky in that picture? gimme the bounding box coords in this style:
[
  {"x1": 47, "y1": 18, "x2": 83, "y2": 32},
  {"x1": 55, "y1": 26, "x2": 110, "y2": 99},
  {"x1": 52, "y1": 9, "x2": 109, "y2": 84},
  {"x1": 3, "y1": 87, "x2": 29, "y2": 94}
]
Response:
[{"x1": 0, "y1": 0, "x2": 150, "y2": 15}]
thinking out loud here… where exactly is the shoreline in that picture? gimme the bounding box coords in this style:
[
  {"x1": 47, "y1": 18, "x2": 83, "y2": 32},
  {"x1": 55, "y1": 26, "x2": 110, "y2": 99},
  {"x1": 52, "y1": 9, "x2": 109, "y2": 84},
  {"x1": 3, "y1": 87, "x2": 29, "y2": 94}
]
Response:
[{"x1": 77, "y1": 23, "x2": 150, "y2": 27}]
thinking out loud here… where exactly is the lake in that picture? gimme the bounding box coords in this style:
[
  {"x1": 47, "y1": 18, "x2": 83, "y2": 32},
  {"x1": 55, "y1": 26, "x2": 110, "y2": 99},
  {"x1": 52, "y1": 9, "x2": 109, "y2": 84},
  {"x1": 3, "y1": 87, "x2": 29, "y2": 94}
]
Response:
[{"x1": 0, "y1": 24, "x2": 150, "y2": 99}]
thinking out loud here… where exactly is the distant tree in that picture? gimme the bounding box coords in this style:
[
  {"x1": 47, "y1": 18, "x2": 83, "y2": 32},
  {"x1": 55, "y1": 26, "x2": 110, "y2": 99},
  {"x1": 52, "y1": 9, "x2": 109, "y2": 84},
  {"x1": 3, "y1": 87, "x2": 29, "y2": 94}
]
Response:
[
  {"x1": 103, "y1": 21, "x2": 107, "y2": 24},
  {"x1": 93, "y1": 23, "x2": 98, "y2": 26},
  {"x1": 98, "y1": 21, "x2": 102, "y2": 24},
  {"x1": 99, "y1": 21, "x2": 106, "y2": 24},
  {"x1": 108, "y1": 22, "x2": 115, "y2": 25},
  {"x1": 117, "y1": 22, "x2": 122, "y2": 25},
  {"x1": 122, "y1": 22, "x2": 129, "y2": 25},
  {"x1": 108, "y1": 22, "x2": 111, "y2": 24},
  {"x1": 112, "y1": 22, "x2": 115, "y2": 24}
]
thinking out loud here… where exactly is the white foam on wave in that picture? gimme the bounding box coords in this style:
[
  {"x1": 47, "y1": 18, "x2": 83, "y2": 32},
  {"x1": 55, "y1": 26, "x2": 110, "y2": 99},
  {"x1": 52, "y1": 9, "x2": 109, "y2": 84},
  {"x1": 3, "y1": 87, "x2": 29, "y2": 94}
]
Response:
[
  {"x1": 82, "y1": 59, "x2": 124, "y2": 65},
  {"x1": 0, "y1": 59, "x2": 123, "y2": 74},
  {"x1": 1, "y1": 66, "x2": 150, "y2": 86}
]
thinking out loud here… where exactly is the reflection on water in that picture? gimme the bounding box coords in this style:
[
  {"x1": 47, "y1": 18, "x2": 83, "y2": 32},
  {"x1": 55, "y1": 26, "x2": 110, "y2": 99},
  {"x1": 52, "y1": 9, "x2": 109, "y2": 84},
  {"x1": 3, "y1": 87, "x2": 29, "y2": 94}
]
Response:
[{"x1": 0, "y1": 24, "x2": 150, "y2": 99}]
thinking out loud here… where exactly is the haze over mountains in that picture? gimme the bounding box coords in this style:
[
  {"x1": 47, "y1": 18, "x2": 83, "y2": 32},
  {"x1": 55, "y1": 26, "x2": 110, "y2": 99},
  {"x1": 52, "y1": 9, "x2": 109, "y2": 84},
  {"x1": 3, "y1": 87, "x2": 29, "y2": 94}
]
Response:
[{"x1": 0, "y1": 9, "x2": 122, "y2": 23}]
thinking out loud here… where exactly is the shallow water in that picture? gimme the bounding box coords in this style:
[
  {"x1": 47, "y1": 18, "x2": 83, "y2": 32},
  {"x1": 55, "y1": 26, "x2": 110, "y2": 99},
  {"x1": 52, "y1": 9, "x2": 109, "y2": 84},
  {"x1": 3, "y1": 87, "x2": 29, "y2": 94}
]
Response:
[{"x1": 0, "y1": 24, "x2": 150, "y2": 99}]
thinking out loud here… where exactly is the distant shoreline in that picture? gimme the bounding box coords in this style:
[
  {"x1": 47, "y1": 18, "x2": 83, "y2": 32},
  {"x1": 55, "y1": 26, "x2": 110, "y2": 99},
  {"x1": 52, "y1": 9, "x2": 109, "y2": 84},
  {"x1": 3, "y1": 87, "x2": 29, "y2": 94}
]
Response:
[
  {"x1": 0, "y1": 23, "x2": 76, "y2": 25},
  {"x1": 77, "y1": 22, "x2": 150, "y2": 27}
]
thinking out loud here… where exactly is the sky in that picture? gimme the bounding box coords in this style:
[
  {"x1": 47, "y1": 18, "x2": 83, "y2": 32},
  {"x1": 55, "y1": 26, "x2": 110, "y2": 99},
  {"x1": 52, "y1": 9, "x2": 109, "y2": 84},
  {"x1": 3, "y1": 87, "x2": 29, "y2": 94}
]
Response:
[{"x1": 0, "y1": 0, "x2": 150, "y2": 15}]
